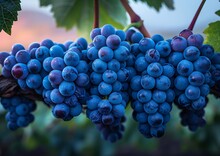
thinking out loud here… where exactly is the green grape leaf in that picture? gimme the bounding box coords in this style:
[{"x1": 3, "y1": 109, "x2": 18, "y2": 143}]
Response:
[
  {"x1": 0, "y1": 0, "x2": 21, "y2": 35},
  {"x1": 39, "y1": 0, "x2": 127, "y2": 39},
  {"x1": 215, "y1": 10, "x2": 220, "y2": 16},
  {"x1": 133, "y1": 0, "x2": 174, "y2": 11},
  {"x1": 204, "y1": 10, "x2": 220, "y2": 52}
]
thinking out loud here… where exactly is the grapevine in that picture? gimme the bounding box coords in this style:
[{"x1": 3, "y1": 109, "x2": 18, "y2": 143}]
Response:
[{"x1": 0, "y1": 0, "x2": 220, "y2": 144}]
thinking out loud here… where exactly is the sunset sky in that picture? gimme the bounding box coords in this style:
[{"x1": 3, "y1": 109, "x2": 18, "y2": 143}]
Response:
[{"x1": 0, "y1": 0, "x2": 219, "y2": 52}]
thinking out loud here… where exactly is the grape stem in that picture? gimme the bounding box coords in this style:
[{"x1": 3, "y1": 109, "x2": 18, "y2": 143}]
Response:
[
  {"x1": 0, "y1": 75, "x2": 43, "y2": 102},
  {"x1": 93, "y1": 0, "x2": 99, "y2": 28},
  {"x1": 188, "y1": 0, "x2": 206, "y2": 31},
  {"x1": 120, "y1": 0, "x2": 151, "y2": 37}
]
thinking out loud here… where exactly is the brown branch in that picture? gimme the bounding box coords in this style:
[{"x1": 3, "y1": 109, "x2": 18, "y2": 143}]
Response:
[
  {"x1": 188, "y1": 0, "x2": 206, "y2": 31},
  {"x1": 0, "y1": 75, "x2": 43, "y2": 101},
  {"x1": 93, "y1": 0, "x2": 99, "y2": 28},
  {"x1": 120, "y1": 0, "x2": 150, "y2": 37}
]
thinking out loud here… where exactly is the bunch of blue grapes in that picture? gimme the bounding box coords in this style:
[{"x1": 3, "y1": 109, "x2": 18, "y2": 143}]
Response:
[
  {"x1": 171, "y1": 29, "x2": 213, "y2": 131},
  {"x1": 129, "y1": 32, "x2": 175, "y2": 138},
  {"x1": 1, "y1": 37, "x2": 89, "y2": 121},
  {"x1": 86, "y1": 24, "x2": 130, "y2": 142},
  {"x1": 0, "y1": 96, "x2": 36, "y2": 130},
  {"x1": 86, "y1": 93, "x2": 126, "y2": 142}
]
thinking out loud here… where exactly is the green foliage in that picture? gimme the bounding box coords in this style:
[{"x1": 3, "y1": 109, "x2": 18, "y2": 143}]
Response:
[
  {"x1": 39, "y1": 0, "x2": 127, "y2": 39},
  {"x1": 204, "y1": 10, "x2": 220, "y2": 52},
  {"x1": 0, "y1": 0, "x2": 21, "y2": 35},
  {"x1": 134, "y1": 0, "x2": 174, "y2": 11}
]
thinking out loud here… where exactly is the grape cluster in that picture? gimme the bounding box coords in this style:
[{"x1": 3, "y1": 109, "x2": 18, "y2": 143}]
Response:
[
  {"x1": 172, "y1": 29, "x2": 213, "y2": 131},
  {"x1": 86, "y1": 24, "x2": 130, "y2": 142},
  {"x1": 1, "y1": 38, "x2": 89, "y2": 121},
  {"x1": 0, "y1": 96, "x2": 36, "y2": 130},
  {"x1": 127, "y1": 31, "x2": 174, "y2": 138},
  {"x1": 0, "y1": 24, "x2": 219, "y2": 142}
]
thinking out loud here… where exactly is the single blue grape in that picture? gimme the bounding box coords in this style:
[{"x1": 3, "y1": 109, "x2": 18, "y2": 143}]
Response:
[
  {"x1": 98, "y1": 46, "x2": 114, "y2": 62},
  {"x1": 135, "y1": 56, "x2": 148, "y2": 72},
  {"x1": 98, "y1": 82, "x2": 112, "y2": 95},
  {"x1": 50, "y1": 89, "x2": 65, "y2": 103},
  {"x1": 42, "y1": 76, "x2": 53, "y2": 90},
  {"x1": 137, "y1": 89, "x2": 152, "y2": 103},
  {"x1": 28, "y1": 42, "x2": 40, "y2": 51},
  {"x1": 42, "y1": 57, "x2": 53, "y2": 72},
  {"x1": 75, "y1": 60, "x2": 88, "y2": 73},
  {"x1": 26, "y1": 74, "x2": 42, "y2": 89},
  {"x1": 93, "y1": 35, "x2": 106, "y2": 49},
  {"x1": 171, "y1": 36, "x2": 187, "y2": 52},
  {"x1": 75, "y1": 73, "x2": 89, "y2": 87},
  {"x1": 152, "y1": 90, "x2": 166, "y2": 103},
  {"x1": 35, "y1": 46, "x2": 50, "y2": 62},
  {"x1": 27, "y1": 59, "x2": 42, "y2": 73},
  {"x1": 130, "y1": 76, "x2": 142, "y2": 91},
  {"x1": 163, "y1": 63, "x2": 175, "y2": 78},
  {"x1": 87, "y1": 47, "x2": 98, "y2": 60},
  {"x1": 3, "y1": 55, "x2": 16, "y2": 70},
  {"x1": 148, "y1": 113, "x2": 164, "y2": 127},
  {"x1": 101, "y1": 24, "x2": 115, "y2": 37},
  {"x1": 41, "y1": 39, "x2": 54, "y2": 48},
  {"x1": 11, "y1": 44, "x2": 25, "y2": 56},
  {"x1": 156, "y1": 75, "x2": 171, "y2": 90},
  {"x1": 155, "y1": 41, "x2": 171, "y2": 57},
  {"x1": 108, "y1": 92, "x2": 123, "y2": 105},
  {"x1": 102, "y1": 70, "x2": 117, "y2": 84},
  {"x1": 106, "y1": 34, "x2": 121, "y2": 50},
  {"x1": 49, "y1": 45, "x2": 64, "y2": 57},
  {"x1": 114, "y1": 46, "x2": 129, "y2": 62},
  {"x1": 185, "y1": 85, "x2": 200, "y2": 100},
  {"x1": 177, "y1": 60, "x2": 194, "y2": 76},
  {"x1": 86, "y1": 95, "x2": 101, "y2": 110},
  {"x1": 200, "y1": 44, "x2": 214, "y2": 59},
  {"x1": 48, "y1": 70, "x2": 63, "y2": 85},
  {"x1": 92, "y1": 59, "x2": 107, "y2": 73},
  {"x1": 188, "y1": 71, "x2": 205, "y2": 86},
  {"x1": 144, "y1": 100, "x2": 158, "y2": 114},
  {"x1": 102, "y1": 114, "x2": 114, "y2": 125},
  {"x1": 90, "y1": 28, "x2": 101, "y2": 40},
  {"x1": 116, "y1": 30, "x2": 126, "y2": 41},
  {"x1": 141, "y1": 75, "x2": 155, "y2": 89},
  {"x1": 11, "y1": 63, "x2": 29, "y2": 79},
  {"x1": 59, "y1": 81, "x2": 76, "y2": 96},
  {"x1": 62, "y1": 66, "x2": 78, "y2": 82},
  {"x1": 131, "y1": 32, "x2": 144, "y2": 43},
  {"x1": 64, "y1": 51, "x2": 80, "y2": 67},
  {"x1": 98, "y1": 100, "x2": 112, "y2": 115},
  {"x1": 112, "y1": 105, "x2": 125, "y2": 118},
  {"x1": 187, "y1": 34, "x2": 204, "y2": 49},
  {"x1": 147, "y1": 62, "x2": 163, "y2": 78},
  {"x1": 15, "y1": 50, "x2": 30, "y2": 63},
  {"x1": 200, "y1": 84, "x2": 210, "y2": 96},
  {"x1": 139, "y1": 38, "x2": 155, "y2": 53},
  {"x1": 145, "y1": 49, "x2": 160, "y2": 63},
  {"x1": 51, "y1": 57, "x2": 65, "y2": 70},
  {"x1": 15, "y1": 104, "x2": 29, "y2": 116},
  {"x1": 29, "y1": 48, "x2": 37, "y2": 59},
  {"x1": 0, "y1": 52, "x2": 10, "y2": 66},
  {"x1": 52, "y1": 104, "x2": 70, "y2": 119},
  {"x1": 112, "y1": 81, "x2": 122, "y2": 92},
  {"x1": 194, "y1": 56, "x2": 211, "y2": 73},
  {"x1": 152, "y1": 34, "x2": 164, "y2": 44},
  {"x1": 150, "y1": 126, "x2": 165, "y2": 138},
  {"x1": 136, "y1": 112, "x2": 148, "y2": 123},
  {"x1": 166, "y1": 89, "x2": 175, "y2": 103},
  {"x1": 192, "y1": 96, "x2": 206, "y2": 110},
  {"x1": 183, "y1": 46, "x2": 200, "y2": 61},
  {"x1": 107, "y1": 59, "x2": 120, "y2": 72},
  {"x1": 90, "y1": 72, "x2": 102, "y2": 85},
  {"x1": 174, "y1": 76, "x2": 189, "y2": 90},
  {"x1": 117, "y1": 68, "x2": 129, "y2": 82},
  {"x1": 158, "y1": 102, "x2": 171, "y2": 115},
  {"x1": 168, "y1": 52, "x2": 184, "y2": 67},
  {"x1": 2, "y1": 67, "x2": 12, "y2": 78}
]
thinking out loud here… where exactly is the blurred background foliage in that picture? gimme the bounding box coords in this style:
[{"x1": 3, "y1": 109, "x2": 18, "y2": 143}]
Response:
[{"x1": 0, "y1": 0, "x2": 220, "y2": 155}]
